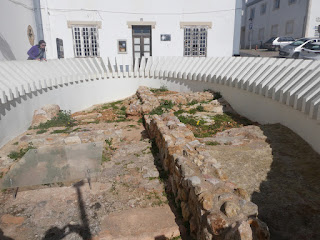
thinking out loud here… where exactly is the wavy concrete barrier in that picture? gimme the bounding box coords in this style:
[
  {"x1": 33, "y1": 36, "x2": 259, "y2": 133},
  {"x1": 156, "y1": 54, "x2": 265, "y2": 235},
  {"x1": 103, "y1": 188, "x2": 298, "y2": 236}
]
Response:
[{"x1": 0, "y1": 57, "x2": 319, "y2": 154}]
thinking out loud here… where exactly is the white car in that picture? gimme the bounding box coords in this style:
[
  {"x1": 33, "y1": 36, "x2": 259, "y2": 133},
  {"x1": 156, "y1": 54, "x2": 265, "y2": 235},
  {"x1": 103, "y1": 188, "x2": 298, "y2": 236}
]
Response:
[
  {"x1": 300, "y1": 42, "x2": 320, "y2": 60},
  {"x1": 264, "y1": 37, "x2": 295, "y2": 51},
  {"x1": 279, "y1": 38, "x2": 320, "y2": 59}
]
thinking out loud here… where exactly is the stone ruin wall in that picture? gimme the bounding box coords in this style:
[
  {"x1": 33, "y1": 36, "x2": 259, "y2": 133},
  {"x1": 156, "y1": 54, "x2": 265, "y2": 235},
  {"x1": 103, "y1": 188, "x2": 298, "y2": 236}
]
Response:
[{"x1": 131, "y1": 87, "x2": 270, "y2": 240}]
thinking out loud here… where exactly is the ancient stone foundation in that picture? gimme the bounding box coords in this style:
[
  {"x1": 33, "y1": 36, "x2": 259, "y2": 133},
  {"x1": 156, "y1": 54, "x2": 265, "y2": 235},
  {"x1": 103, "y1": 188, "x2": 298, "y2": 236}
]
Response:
[{"x1": 134, "y1": 87, "x2": 270, "y2": 240}]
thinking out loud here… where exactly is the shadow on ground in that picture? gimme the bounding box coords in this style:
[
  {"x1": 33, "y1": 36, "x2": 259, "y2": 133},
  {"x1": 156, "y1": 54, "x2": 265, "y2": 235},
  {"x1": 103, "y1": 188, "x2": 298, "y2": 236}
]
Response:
[
  {"x1": 150, "y1": 139, "x2": 191, "y2": 240},
  {"x1": 252, "y1": 124, "x2": 320, "y2": 240},
  {"x1": 0, "y1": 228, "x2": 14, "y2": 240},
  {"x1": 42, "y1": 180, "x2": 92, "y2": 240}
]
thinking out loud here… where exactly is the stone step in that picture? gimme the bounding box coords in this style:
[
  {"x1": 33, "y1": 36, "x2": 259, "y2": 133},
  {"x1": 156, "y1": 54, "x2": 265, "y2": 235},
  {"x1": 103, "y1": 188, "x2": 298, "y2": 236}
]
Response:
[{"x1": 94, "y1": 206, "x2": 181, "y2": 240}]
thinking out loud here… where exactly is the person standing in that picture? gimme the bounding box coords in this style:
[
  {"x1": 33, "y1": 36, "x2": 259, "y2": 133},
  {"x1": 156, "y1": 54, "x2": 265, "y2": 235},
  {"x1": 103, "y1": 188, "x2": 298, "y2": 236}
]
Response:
[{"x1": 27, "y1": 40, "x2": 46, "y2": 61}]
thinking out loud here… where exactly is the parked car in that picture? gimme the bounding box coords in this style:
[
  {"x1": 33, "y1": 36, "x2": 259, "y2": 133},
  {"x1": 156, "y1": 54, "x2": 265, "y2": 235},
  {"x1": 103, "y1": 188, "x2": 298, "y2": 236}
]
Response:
[
  {"x1": 299, "y1": 42, "x2": 320, "y2": 60},
  {"x1": 279, "y1": 38, "x2": 320, "y2": 58},
  {"x1": 264, "y1": 37, "x2": 295, "y2": 51}
]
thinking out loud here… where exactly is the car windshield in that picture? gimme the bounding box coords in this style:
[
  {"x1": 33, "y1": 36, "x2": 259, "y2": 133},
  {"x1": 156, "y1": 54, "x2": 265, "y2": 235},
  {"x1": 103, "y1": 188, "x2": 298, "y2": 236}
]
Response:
[
  {"x1": 290, "y1": 39, "x2": 309, "y2": 46},
  {"x1": 266, "y1": 37, "x2": 276, "y2": 43}
]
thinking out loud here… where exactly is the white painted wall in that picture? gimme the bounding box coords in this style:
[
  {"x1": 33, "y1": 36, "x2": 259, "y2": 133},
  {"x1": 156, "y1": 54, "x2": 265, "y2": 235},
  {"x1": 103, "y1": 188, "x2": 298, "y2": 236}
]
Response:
[
  {"x1": 243, "y1": 0, "x2": 309, "y2": 48},
  {"x1": 40, "y1": 0, "x2": 238, "y2": 59},
  {"x1": 305, "y1": 0, "x2": 320, "y2": 38},
  {"x1": 0, "y1": 0, "x2": 38, "y2": 60}
]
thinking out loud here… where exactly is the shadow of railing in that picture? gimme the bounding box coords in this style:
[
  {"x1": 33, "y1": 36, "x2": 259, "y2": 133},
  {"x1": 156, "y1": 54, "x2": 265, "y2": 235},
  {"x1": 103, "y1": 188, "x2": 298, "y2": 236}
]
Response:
[{"x1": 42, "y1": 180, "x2": 92, "y2": 240}]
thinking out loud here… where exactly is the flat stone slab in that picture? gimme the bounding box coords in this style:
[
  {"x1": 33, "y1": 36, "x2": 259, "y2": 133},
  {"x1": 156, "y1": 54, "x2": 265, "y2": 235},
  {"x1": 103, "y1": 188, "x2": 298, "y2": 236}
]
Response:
[{"x1": 95, "y1": 206, "x2": 180, "y2": 240}]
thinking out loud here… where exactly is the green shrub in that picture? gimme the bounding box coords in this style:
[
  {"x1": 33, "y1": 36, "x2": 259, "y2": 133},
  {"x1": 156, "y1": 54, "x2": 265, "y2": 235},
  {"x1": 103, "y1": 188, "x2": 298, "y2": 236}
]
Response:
[
  {"x1": 213, "y1": 92, "x2": 222, "y2": 100},
  {"x1": 33, "y1": 110, "x2": 76, "y2": 130},
  {"x1": 196, "y1": 105, "x2": 205, "y2": 112},
  {"x1": 149, "y1": 100, "x2": 174, "y2": 115},
  {"x1": 188, "y1": 100, "x2": 198, "y2": 105}
]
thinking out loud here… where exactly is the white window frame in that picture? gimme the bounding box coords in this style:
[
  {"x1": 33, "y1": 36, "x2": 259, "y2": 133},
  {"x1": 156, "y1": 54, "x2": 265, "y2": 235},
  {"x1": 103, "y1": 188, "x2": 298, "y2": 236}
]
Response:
[
  {"x1": 72, "y1": 25, "x2": 100, "y2": 57},
  {"x1": 184, "y1": 26, "x2": 207, "y2": 57}
]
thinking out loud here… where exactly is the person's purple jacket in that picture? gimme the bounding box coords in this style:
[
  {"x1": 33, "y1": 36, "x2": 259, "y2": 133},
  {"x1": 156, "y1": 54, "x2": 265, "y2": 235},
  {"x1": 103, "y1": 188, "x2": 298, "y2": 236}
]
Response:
[{"x1": 27, "y1": 45, "x2": 45, "y2": 60}]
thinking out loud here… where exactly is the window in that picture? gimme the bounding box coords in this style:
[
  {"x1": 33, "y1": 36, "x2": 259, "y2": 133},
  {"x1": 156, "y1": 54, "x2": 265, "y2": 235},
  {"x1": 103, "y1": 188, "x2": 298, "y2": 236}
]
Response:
[
  {"x1": 271, "y1": 24, "x2": 279, "y2": 37},
  {"x1": 286, "y1": 20, "x2": 294, "y2": 34},
  {"x1": 72, "y1": 26, "x2": 99, "y2": 57},
  {"x1": 288, "y1": 0, "x2": 296, "y2": 5},
  {"x1": 258, "y1": 28, "x2": 265, "y2": 40},
  {"x1": 260, "y1": 3, "x2": 267, "y2": 15},
  {"x1": 273, "y1": 0, "x2": 280, "y2": 10},
  {"x1": 184, "y1": 26, "x2": 207, "y2": 57},
  {"x1": 250, "y1": 8, "x2": 255, "y2": 19}
]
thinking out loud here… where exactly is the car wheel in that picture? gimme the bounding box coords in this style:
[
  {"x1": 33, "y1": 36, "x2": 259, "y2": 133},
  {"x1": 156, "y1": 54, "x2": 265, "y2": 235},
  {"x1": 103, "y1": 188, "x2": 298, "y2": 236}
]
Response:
[
  {"x1": 292, "y1": 53, "x2": 299, "y2": 59},
  {"x1": 275, "y1": 46, "x2": 280, "y2": 51}
]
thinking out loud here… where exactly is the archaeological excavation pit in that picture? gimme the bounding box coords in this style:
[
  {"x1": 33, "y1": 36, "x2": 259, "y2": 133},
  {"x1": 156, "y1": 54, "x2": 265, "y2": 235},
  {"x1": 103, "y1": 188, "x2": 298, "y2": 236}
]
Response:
[
  {"x1": 0, "y1": 56, "x2": 320, "y2": 240},
  {"x1": 0, "y1": 85, "x2": 319, "y2": 240}
]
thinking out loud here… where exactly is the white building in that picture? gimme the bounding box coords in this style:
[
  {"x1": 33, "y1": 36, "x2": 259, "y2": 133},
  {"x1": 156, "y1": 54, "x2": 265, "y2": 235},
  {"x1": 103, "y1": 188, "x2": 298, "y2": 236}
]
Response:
[
  {"x1": 0, "y1": 0, "x2": 242, "y2": 61},
  {"x1": 241, "y1": 0, "x2": 320, "y2": 49}
]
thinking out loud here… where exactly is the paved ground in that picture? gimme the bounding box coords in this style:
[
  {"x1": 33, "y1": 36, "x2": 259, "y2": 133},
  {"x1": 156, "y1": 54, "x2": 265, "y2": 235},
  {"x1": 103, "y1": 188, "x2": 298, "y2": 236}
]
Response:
[{"x1": 240, "y1": 49, "x2": 280, "y2": 58}]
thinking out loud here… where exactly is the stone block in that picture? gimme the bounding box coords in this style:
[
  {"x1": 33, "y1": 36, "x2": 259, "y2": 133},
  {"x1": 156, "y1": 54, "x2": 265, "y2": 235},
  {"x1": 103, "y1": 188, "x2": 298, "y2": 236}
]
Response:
[
  {"x1": 31, "y1": 104, "x2": 60, "y2": 127},
  {"x1": 221, "y1": 201, "x2": 241, "y2": 218},
  {"x1": 207, "y1": 212, "x2": 228, "y2": 236},
  {"x1": 64, "y1": 136, "x2": 81, "y2": 145}
]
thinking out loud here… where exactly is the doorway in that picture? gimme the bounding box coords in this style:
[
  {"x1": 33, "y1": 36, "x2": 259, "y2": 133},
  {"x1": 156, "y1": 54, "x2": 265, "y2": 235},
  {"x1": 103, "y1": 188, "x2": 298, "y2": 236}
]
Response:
[{"x1": 132, "y1": 25, "x2": 152, "y2": 61}]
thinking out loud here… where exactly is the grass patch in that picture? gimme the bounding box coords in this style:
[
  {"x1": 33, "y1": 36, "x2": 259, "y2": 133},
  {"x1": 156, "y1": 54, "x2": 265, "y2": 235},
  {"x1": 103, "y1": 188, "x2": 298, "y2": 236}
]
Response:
[
  {"x1": 149, "y1": 100, "x2": 174, "y2": 115},
  {"x1": 36, "y1": 129, "x2": 47, "y2": 134},
  {"x1": 50, "y1": 128, "x2": 71, "y2": 134},
  {"x1": 150, "y1": 85, "x2": 168, "y2": 93},
  {"x1": 13, "y1": 142, "x2": 19, "y2": 145},
  {"x1": 177, "y1": 113, "x2": 254, "y2": 138},
  {"x1": 196, "y1": 105, "x2": 205, "y2": 112},
  {"x1": 205, "y1": 141, "x2": 221, "y2": 146},
  {"x1": 102, "y1": 155, "x2": 111, "y2": 163},
  {"x1": 174, "y1": 110, "x2": 185, "y2": 116},
  {"x1": 105, "y1": 138, "x2": 113, "y2": 147},
  {"x1": 8, "y1": 143, "x2": 36, "y2": 160},
  {"x1": 148, "y1": 177, "x2": 158, "y2": 181},
  {"x1": 187, "y1": 100, "x2": 198, "y2": 105},
  {"x1": 32, "y1": 110, "x2": 76, "y2": 130}
]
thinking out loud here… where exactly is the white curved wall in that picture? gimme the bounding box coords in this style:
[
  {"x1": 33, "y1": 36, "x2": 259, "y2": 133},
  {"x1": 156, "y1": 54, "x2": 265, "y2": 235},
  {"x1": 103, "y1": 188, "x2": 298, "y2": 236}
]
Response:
[{"x1": 0, "y1": 57, "x2": 319, "y2": 155}]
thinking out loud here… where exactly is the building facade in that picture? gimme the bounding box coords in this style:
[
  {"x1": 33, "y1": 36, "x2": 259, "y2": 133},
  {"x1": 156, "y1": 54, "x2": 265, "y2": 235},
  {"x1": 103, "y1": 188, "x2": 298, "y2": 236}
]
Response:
[
  {"x1": 241, "y1": 0, "x2": 320, "y2": 48},
  {"x1": 0, "y1": 0, "x2": 242, "y2": 61}
]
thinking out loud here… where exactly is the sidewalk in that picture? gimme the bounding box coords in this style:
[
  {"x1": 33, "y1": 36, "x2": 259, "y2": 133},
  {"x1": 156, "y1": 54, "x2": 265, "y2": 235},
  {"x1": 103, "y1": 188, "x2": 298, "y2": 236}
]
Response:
[{"x1": 240, "y1": 49, "x2": 279, "y2": 58}]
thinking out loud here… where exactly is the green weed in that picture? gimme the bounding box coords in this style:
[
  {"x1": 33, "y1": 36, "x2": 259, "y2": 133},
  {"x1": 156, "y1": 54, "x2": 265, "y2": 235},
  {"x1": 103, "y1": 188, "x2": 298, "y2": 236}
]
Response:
[{"x1": 8, "y1": 143, "x2": 36, "y2": 160}]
